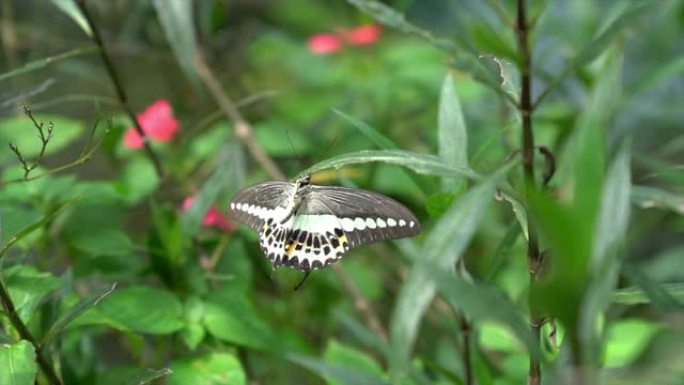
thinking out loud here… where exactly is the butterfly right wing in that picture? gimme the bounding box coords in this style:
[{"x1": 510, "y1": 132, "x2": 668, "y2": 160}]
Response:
[{"x1": 229, "y1": 181, "x2": 294, "y2": 231}]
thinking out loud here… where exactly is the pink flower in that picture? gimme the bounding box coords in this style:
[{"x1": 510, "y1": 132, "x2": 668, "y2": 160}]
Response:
[
  {"x1": 308, "y1": 33, "x2": 343, "y2": 54},
  {"x1": 182, "y1": 197, "x2": 234, "y2": 232},
  {"x1": 343, "y1": 24, "x2": 382, "y2": 46},
  {"x1": 123, "y1": 99, "x2": 180, "y2": 149}
]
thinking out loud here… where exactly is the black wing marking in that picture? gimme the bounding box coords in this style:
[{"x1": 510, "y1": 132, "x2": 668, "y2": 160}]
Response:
[
  {"x1": 301, "y1": 185, "x2": 420, "y2": 248},
  {"x1": 229, "y1": 181, "x2": 294, "y2": 231}
]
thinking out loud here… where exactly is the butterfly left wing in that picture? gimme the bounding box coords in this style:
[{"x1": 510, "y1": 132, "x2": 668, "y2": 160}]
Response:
[{"x1": 229, "y1": 181, "x2": 294, "y2": 231}]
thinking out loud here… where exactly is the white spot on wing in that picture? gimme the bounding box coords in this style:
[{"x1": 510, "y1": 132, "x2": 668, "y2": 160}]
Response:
[
  {"x1": 365, "y1": 218, "x2": 376, "y2": 229},
  {"x1": 376, "y1": 218, "x2": 386, "y2": 228},
  {"x1": 354, "y1": 217, "x2": 366, "y2": 230},
  {"x1": 230, "y1": 202, "x2": 235, "y2": 210},
  {"x1": 235, "y1": 203, "x2": 242, "y2": 210},
  {"x1": 399, "y1": 219, "x2": 406, "y2": 227},
  {"x1": 341, "y1": 218, "x2": 355, "y2": 232},
  {"x1": 387, "y1": 218, "x2": 397, "y2": 227},
  {"x1": 409, "y1": 221, "x2": 415, "y2": 228}
]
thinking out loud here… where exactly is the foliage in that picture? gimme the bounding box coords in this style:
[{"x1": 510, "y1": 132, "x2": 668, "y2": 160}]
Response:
[{"x1": 1, "y1": 0, "x2": 683, "y2": 384}]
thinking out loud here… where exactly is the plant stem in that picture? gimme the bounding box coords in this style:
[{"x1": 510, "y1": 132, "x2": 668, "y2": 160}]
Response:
[
  {"x1": 515, "y1": 1, "x2": 543, "y2": 384},
  {"x1": 0, "y1": 281, "x2": 62, "y2": 385},
  {"x1": 75, "y1": 0, "x2": 165, "y2": 179},
  {"x1": 459, "y1": 315, "x2": 474, "y2": 385}
]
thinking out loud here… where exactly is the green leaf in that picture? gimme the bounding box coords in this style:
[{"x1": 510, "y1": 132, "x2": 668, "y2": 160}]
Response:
[
  {"x1": 152, "y1": 0, "x2": 199, "y2": 81},
  {"x1": 117, "y1": 157, "x2": 160, "y2": 204},
  {"x1": 254, "y1": 120, "x2": 313, "y2": 156},
  {"x1": 289, "y1": 354, "x2": 389, "y2": 385},
  {"x1": 203, "y1": 293, "x2": 279, "y2": 351},
  {"x1": 324, "y1": 340, "x2": 385, "y2": 385},
  {"x1": 0, "y1": 115, "x2": 84, "y2": 162},
  {"x1": 70, "y1": 229, "x2": 135, "y2": 256},
  {"x1": 631, "y1": 185, "x2": 684, "y2": 215},
  {"x1": 604, "y1": 319, "x2": 661, "y2": 367},
  {"x1": 301, "y1": 150, "x2": 479, "y2": 181},
  {"x1": 622, "y1": 265, "x2": 684, "y2": 312},
  {"x1": 612, "y1": 282, "x2": 684, "y2": 306},
  {"x1": 580, "y1": 140, "x2": 632, "y2": 360},
  {"x1": 97, "y1": 286, "x2": 184, "y2": 334},
  {"x1": 49, "y1": 0, "x2": 91, "y2": 35},
  {"x1": 389, "y1": 166, "x2": 508, "y2": 378},
  {"x1": 169, "y1": 352, "x2": 246, "y2": 385},
  {"x1": 4, "y1": 265, "x2": 63, "y2": 321},
  {"x1": 438, "y1": 73, "x2": 468, "y2": 190},
  {"x1": 337, "y1": 313, "x2": 391, "y2": 359},
  {"x1": 0, "y1": 340, "x2": 37, "y2": 385},
  {"x1": 43, "y1": 283, "x2": 117, "y2": 343}
]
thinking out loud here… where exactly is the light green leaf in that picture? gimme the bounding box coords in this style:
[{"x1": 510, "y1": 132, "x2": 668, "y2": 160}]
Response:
[
  {"x1": 70, "y1": 229, "x2": 135, "y2": 256},
  {"x1": 301, "y1": 150, "x2": 479, "y2": 181},
  {"x1": 604, "y1": 319, "x2": 660, "y2": 367},
  {"x1": 289, "y1": 354, "x2": 389, "y2": 385},
  {"x1": 0, "y1": 340, "x2": 37, "y2": 385},
  {"x1": 49, "y1": 0, "x2": 91, "y2": 35},
  {"x1": 97, "y1": 286, "x2": 184, "y2": 334},
  {"x1": 169, "y1": 353, "x2": 246, "y2": 385},
  {"x1": 4, "y1": 265, "x2": 63, "y2": 321},
  {"x1": 152, "y1": 0, "x2": 199, "y2": 81},
  {"x1": 438, "y1": 73, "x2": 468, "y2": 191},
  {"x1": 390, "y1": 166, "x2": 508, "y2": 378},
  {"x1": 118, "y1": 157, "x2": 160, "y2": 204},
  {"x1": 43, "y1": 283, "x2": 117, "y2": 343},
  {"x1": 612, "y1": 282, "x2": 684, "y2": 306}
]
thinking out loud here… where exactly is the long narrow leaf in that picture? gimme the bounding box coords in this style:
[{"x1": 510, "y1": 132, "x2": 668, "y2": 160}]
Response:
[
  {"x1": 438, "y1": 73, "x2": 468, "y2": 191},
  {"x1": 152, "y1": 0, "x2": 199, "y2": 81},
  {"x1": 389, "y1": 165, "x2": 509, "y2": 379},
  {"x1": 43, "y1": 283, "x2": 117, "y2": 343},
  {"x1": 333, "y1": 109, "x2": 398, "y2": 150},
  {"x1": 300, "y1": 150, "x2": 480, "y2": 181},
  {"x1": 289, "y1": 354, "x2": 389, "y2": 385}
]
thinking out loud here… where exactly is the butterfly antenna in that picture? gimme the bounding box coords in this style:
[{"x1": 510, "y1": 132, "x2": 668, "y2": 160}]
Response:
[{"x1": 293, "y1": 271, "x2": 311, "y2": 291}]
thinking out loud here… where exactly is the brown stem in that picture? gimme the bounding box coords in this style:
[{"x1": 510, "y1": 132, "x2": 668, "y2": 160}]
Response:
[
  {"x1": 0, "y1": 281, "x2": 62, "y2": 385},
  {"x1": 516, "y1": 1, "x2": 543, "y2": 385},
  {"x1": 75, "y1": 0, "x2": 165, "y2": 179},
  {"x1": 191, "y1": 50, "x2": 388, "y2": 341}
]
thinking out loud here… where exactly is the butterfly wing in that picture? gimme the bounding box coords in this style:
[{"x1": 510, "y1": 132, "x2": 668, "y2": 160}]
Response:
[
  {"x1": 301, "y1": 185, "x2": 420, "y2": 249},
  {"x1": 229, "y1": 181, "x2": 294, "y2": 231}
]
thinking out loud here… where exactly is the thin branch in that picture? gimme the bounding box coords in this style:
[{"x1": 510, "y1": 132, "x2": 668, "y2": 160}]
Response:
[
  {"x1": 459, "y1": 315, "x2": 474, "y2": 385},
  {"x1": 515, "y1": 1, "x2": 543, "y2": 385},
  {"x1": 193, "y1": 53, "x2": 285, "y2": 181},
  {"x1": 74, "y1": 0, "x2": 164, "y2": 179},
  {"x1": 0, "y1": 281, "x2": 62, "y2": 385},
  {"x1": 191, "y1": 50, "x2": 387, "y2": 339}
]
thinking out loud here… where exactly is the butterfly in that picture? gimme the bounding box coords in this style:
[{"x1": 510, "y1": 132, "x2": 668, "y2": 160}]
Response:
[{"x1": 229, "y1": 174, "x2": 420, "y2": 273}]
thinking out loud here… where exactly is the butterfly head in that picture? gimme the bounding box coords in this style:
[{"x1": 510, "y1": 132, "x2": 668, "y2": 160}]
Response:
[{"x1": 294, "y1": 174, "x2": 311, "y2": 188}]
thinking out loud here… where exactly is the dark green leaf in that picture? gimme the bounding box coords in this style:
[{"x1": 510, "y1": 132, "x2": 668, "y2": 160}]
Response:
[
  {"x1": 631, "y1": 185, "x2": 684, "y2": 215},
  {"x1": 612, "y1": 283, "x2": 684, "y2": 306},
  {"x1": 324, "y1": 340, "x2": 385, "y2": 385},
  {"x1": 622, "y1": 265, "x2": 684, "y2": 312},
  {"x1": 333, "y1": 109, "x2": 398, "y2": 150},
  {"x1": 0, "y1": 340, "x2": 37, "y2": 385},
  {"x1": 124, "y1": 368, "x2": 172, "y2": 385}
]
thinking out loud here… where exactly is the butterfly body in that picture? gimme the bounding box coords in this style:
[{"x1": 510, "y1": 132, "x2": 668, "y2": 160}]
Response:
[{"x1": 230, "y1": 175, "x2": 419, "y2": 271}]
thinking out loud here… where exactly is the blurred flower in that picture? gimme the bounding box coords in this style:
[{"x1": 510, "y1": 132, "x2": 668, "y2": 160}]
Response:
[
  {"x1": 343, "y1": 24, "x2": 382, "y2": 46},
  {"x1": 123, "y1": 99, "x2": 179, "y2": 149},
  {"x1": 182, "y1": 196, "x2": 235, "y2": 232},
  {"x1": 308, "y1": 33, "x2": 343, "y2": 54}
]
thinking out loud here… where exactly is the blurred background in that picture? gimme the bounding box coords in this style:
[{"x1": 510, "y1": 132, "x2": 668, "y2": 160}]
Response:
[{"x1": 1, "y1": 1, "x2": 684, "y2": 384}]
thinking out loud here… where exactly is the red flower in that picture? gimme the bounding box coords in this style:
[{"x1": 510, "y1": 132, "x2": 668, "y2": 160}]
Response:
[
  {"x1": 182, "y1": 197, "x2": 235, "y2": 232},
  {"x1": 308, "y1": 33, "x2": 343, "y2": 54},
  {"x1": 123, "y1": 99, "x2": 179, "y2": 149},
  {"x1": 343, "y1": 24, "x2": 382, "y2": 46}
]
